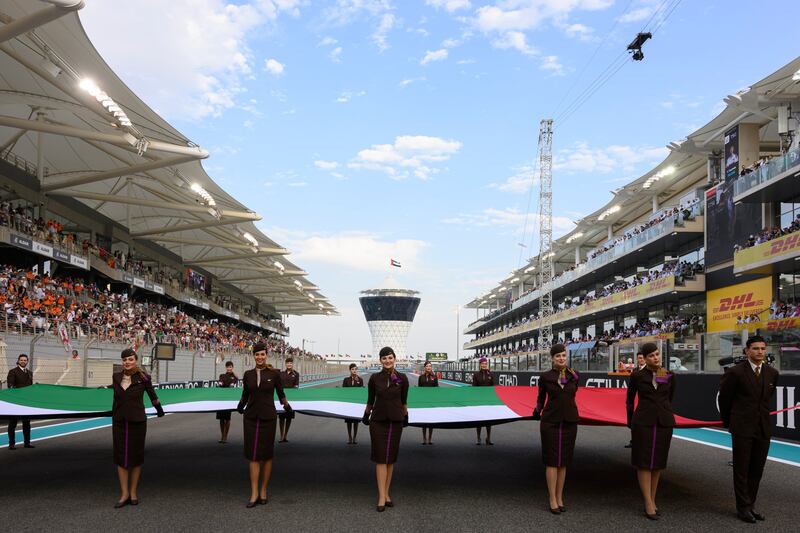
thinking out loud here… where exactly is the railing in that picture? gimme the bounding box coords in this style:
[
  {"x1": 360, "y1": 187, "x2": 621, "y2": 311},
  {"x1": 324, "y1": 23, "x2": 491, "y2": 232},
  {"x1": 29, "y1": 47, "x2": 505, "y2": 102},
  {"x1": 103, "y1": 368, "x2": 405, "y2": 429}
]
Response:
[
  {"x1": 0, "y1": 149, "x2": 48, "y2": 178},
  {"x1": 733, "y1": 147, "x2": 800, "y2": 197},
  {"x1": 512, "y1": 202, "x2": 703, "y2": 311}
]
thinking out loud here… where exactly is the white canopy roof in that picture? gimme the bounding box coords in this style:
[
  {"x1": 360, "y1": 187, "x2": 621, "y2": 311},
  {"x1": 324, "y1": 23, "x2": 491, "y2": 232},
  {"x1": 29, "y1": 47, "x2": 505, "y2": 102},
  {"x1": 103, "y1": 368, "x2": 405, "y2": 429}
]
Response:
[{"x1": 0, "y1": 0, "x2": 335, "y2": 316}]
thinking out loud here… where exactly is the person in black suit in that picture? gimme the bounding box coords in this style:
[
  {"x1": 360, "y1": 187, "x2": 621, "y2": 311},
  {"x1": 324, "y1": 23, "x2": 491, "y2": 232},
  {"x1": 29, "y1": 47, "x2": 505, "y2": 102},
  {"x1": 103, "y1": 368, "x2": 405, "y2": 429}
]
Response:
[
  {"x1": 278, "y1": 357, "x2": 300, "y2": 443},
  {"x1": 417, "y1": 361, "x2": 439, "y2": 445},
  {"x1": 343, "y1": 363, "x2": 364, "y2": 445},
  {"x1": 625, "y1": 350, "x2": 646, "y2": 449},
  {"x1": 216, "y1": 361, "x2": 238, "y2": 444},
  {"x1": 472, "y1": 357, "x2": 494, "y2": 445},
  {"x1": 719, "y1": 335, "x2": 780, "y2": 523},
  {"x1": 112, "y1": 348, "x2": 165, "y2": 508},
  {"x1": 533, "y1": 344, "x2": 579, "y2": 514},
  {"x1": 625, "y1": 342, "x2": 676, "y2": 520},
  {"x1": 362, "y1": 346, "x2": 409, "y2": 512},
  {"x1": 6, "y1": 353, "x2": 34, "y2": 450},
  {"x1": 237, "y1": 342, "x2": 292, "y2": 508}
]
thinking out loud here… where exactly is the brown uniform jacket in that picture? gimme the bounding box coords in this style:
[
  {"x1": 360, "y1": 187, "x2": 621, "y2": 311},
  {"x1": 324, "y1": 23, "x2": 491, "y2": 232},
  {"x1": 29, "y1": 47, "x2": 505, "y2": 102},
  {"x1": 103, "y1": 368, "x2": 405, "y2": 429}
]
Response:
[
  {"x1": 238, "y1": 368, "x2": 286, "y2": 421},
  {"x1": 418, "y1": 373, "x2": 439, "y2": 387},
  {"x1": 218, "y1": 373, "x2": 238, "y2": 387},
  {"x1": 626, "y1": 368, "x2": 676, "y2": 427},
  {"x1": 472, "y1": 369, "x2": 494, "y2": 386},
  {"x1": 367, "y1": 370, "x2": 409, "y2": 422},
  {"x1": 7, "y1": 367, "x2": 33, "y2": 388},
  {"x1": 342, "y1": 375, "x2": 364, "y2": 387},
  {"x1": 536, "y1": 369, "x2": 580, "y2": 423},
  {"x1": 111, "y1": 372, "x2": 161, "y2": 422},
  {"x1": 719, "y1": 361, "x2": 779, "y2": 438},
  {"x1": 280, "y1": 369, "x2": 300, "y2": 388}
]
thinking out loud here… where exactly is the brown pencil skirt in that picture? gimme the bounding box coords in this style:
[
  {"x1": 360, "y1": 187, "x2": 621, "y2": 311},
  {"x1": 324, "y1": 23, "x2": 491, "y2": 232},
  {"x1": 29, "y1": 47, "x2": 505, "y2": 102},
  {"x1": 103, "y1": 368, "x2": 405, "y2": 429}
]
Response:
[
  {"x1": 370, "y1": 420, "x2": 403, "y2": 464},
  {"x1": 631, "y1": 424, "x2": 673, "y2": 470},
  {"x1": 243, "y1": 417, "x2": 277, "y2": 462},
  {"x1": 540, "y1": 421, "x2": 578, "y2": 468},
  {"x1": 113, "y1": 419, "x2": 147, "y2": 469}
]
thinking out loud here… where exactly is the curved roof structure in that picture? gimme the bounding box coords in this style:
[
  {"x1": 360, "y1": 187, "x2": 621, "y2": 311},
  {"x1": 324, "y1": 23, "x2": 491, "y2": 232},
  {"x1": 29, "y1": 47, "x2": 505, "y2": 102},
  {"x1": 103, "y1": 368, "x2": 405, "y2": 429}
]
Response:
[
  {"x1": 0, "y1": 0, "x2": 335, "y2": 316},
  {"x1": 468, "y1": 56, "x2": 800, "y2": 309}
]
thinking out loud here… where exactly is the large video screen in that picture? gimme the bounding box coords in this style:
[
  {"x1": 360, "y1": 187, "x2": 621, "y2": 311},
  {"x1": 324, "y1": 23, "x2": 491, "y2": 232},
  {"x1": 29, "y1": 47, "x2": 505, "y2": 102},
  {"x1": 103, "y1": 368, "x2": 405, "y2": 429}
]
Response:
[
  {"x1": 705, "y1": 181, "x2": 762, "y2": 266},
  {"x1": 185, "y1": 268, "x2": 212, "y2": 295}
]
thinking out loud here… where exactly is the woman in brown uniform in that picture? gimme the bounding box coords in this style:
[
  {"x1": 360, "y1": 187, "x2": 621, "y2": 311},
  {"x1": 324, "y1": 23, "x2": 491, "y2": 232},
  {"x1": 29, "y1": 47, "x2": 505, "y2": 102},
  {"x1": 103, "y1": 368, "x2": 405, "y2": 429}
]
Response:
[
  {"x1": 216, "y1": 361, "x2": 238, "y2": 444},
  {"x1": 112, "y1": 348, "x2": 164, "y2": 508},
  {"x1": 532, "y1": 344, "x2": 579, "y2": 514},
  {"x1": 625, "y1": 342, "x2": 676, "y2": 520},
  {"x1": 343, "y1": 363, "x2": 364, "y2": 445},
  {"x1": 362, "y1": 346, "x2": 409, "y2": 512},
  {"x1": 236, "y1": 342, "x2": 293, "y2": 508},
  {"x1": 417, "y1": 361, "x2": 438, "y2": 445},
  {"x1": 472, "y1": 357, "x2": 494, "y2": 445}
]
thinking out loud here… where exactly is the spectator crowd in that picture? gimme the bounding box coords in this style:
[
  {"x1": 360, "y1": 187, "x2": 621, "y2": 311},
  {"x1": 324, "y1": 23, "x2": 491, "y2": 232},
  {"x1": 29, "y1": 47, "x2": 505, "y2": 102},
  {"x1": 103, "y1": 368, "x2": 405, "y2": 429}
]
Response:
[{"x1": 0, "y1": 264, "x2": 305, "y2": 358}]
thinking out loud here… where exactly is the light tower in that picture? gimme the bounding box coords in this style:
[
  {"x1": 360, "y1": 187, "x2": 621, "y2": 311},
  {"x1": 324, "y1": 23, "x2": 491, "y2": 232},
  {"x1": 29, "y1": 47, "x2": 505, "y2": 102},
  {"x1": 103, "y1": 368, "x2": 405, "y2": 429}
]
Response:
[
  {"x1": 537, "y1": 118, "x2": 554, "y2": 352},
  {"x1": 359, "y1": 278, "x2": 421, "y2": 360}
]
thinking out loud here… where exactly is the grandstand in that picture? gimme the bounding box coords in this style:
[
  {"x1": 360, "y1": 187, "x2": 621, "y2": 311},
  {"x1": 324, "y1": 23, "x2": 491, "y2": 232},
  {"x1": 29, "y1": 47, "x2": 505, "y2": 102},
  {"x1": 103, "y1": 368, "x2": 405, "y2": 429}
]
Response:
[
  {"x1": 458, "y1": 58, "x2": 800, "y2": 378},
  {"x1": 0, "y1": 1, "x2": 340, "y2": 385}
]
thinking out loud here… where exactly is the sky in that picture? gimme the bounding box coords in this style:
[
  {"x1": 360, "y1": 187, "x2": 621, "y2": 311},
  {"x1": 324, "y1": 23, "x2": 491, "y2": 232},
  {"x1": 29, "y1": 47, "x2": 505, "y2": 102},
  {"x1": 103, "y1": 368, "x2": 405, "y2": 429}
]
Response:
[{"x1": 78, "y1": 0, "x2": 799, "y2": 359}]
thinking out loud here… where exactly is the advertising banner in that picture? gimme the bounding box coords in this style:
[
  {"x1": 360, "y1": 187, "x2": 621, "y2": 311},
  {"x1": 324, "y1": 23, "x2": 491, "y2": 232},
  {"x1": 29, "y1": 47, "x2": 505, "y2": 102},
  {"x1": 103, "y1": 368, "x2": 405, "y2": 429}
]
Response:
[
  {"x1": 426, "y1": 352, "x2": 448, "y2": 361},
  {"x1": 554, "y1": 276, "x2": 675, "y2": 323},
  {"x1": 9, "y1": 233, "x2": 33, "y2": 250},
  {"x1": 707, "y1": 277, "x2": 772, "y2": 332},
  {"x1": 734, "y1": 229, "x2": 800, "y2": 272},
  {"x1": 705, "y1": 182, "x2": 762, "y2": 266},
  {"x1": 724, "y1": 125, "x2": 739, "y2": 180}
]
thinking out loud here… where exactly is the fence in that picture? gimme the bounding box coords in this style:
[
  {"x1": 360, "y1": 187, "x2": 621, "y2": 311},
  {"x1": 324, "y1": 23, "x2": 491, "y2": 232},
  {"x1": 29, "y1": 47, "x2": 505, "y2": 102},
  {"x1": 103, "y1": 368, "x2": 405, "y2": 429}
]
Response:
[{"x1": 0, "y1": 332, "x2": 348, "y2": 389}]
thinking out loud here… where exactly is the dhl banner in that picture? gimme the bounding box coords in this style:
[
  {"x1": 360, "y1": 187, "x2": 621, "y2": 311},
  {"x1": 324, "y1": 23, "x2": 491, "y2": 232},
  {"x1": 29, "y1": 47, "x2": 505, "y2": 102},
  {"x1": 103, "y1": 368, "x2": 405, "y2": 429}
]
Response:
[
  {"x1": 617, "y1": 332, "x2": 676, "y2": 345},
  {"x1": 706, "y1": 277, "x2": 772, "y2": 333},
  {"x1": 468, "y1": 277, "x2": 681, "y2": 347},
  {"x1": 765, "y1": 316, "x2": 800, "y2": 331},
  {"x1": 734, "y1": 229, "x2": 800, "y2": 272},
  {"x1": 553, "y1": 276, "x2": 676, "y2": 324}
]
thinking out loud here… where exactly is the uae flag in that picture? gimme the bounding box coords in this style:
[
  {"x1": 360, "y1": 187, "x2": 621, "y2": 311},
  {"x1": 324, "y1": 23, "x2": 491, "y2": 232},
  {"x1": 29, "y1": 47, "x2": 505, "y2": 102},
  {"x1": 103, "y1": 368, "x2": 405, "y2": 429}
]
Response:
[
  {"x1": 0, "y1": 384, "x2": 725, "y2": 428},
  {"x1": 390, "y1": 259, "x2": 401, "y2": 268}
]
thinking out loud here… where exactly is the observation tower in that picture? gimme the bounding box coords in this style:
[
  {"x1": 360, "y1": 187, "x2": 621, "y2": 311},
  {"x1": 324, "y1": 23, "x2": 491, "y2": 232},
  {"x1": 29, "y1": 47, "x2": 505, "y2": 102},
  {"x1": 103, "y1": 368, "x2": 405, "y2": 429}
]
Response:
[{"x1": 359, "y1": 278, "x2": 420, "y2": 359}]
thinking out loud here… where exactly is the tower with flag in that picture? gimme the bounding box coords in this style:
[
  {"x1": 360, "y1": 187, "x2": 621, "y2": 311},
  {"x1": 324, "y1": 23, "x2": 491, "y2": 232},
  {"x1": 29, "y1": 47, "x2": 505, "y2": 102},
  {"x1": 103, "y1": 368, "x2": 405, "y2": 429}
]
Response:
[{"x1": 359, "y1": 277, "x2": 420, "y2": 360}]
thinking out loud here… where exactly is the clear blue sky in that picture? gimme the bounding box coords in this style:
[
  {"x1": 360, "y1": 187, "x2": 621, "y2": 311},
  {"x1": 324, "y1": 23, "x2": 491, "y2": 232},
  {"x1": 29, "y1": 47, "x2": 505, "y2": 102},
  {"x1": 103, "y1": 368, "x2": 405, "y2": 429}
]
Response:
[{"x1": 80, "y1": 0, "x2": 798, "y2": 358}]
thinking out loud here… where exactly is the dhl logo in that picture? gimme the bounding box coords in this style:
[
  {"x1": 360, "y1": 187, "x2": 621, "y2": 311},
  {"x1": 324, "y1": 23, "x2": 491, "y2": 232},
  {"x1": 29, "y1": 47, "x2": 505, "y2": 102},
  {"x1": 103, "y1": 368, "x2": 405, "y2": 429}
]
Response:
[
  {"x1": 713, "y1": 292, "x2": 764, "y2": 313},
  {"x1": 768, "y1": 233, "x2": 800, "y2": 256},
  {"x1": 766, "y1": 317, "x2": 800, "y2": 330}
]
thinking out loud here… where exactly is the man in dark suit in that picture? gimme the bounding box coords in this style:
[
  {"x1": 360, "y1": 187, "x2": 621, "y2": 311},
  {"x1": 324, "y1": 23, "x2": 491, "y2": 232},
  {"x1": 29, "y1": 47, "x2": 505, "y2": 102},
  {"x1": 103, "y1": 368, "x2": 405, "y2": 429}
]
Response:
[
  {"x1": 719, "y1": 335, "x2": 779, "y2": 523},
  {"x1": 7, "y1": 353, "x2": 35, "y2": 450},
  {"x1": 278, "y1": 357, "x2": 300, "y2": 443}
]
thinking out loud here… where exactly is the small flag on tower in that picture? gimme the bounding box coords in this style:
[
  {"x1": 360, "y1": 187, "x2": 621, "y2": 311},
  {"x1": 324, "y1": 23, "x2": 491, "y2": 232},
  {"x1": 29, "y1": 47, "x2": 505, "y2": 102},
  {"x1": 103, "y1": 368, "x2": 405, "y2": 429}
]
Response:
[{"x1": 390, "y1": 259, "x2": 401, "y2": 268}]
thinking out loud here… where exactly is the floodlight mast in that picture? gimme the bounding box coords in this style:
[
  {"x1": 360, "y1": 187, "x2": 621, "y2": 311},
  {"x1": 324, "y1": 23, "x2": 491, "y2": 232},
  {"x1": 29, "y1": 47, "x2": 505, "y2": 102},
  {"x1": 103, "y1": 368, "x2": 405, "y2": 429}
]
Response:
[{"x1": 537, "y1": 119, "x2": 554, "y2": 353}]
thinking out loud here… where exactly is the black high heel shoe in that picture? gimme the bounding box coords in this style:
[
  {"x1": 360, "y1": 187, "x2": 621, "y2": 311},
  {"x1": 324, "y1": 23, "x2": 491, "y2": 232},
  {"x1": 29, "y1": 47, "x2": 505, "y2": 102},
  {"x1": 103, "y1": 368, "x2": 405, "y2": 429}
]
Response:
[
  {"x1": 558, "y1": 506, "x2": 566, "y2": 512},
  {"x1": 385, "y1": 500, "x2": 394, "y2": 508},
  {"x1": 259, "y1": 497, "x2": 268, "y2": 505},
  {"x1": 246, "y1": 500, "x2": 258, "y2": 508},
  {"x1": 549, "y1": 507, "x2": 561, "y2": 515},
  {"x1": 644, "y1": 510, "x2": 659, "y2": 521},
  {"x1": 376, "y1": 505, "x2": 386, "y2": 512},
  {"x1": 114, "y1": 498, "x2": 131, "y2": 509}
]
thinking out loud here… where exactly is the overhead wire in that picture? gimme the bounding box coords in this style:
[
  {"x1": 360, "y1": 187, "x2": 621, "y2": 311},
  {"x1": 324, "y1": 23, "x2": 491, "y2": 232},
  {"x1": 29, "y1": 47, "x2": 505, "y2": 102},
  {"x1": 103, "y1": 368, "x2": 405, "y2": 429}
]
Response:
[{"x1": 552, "y1": 0, "x2": 684, "y2": 130}]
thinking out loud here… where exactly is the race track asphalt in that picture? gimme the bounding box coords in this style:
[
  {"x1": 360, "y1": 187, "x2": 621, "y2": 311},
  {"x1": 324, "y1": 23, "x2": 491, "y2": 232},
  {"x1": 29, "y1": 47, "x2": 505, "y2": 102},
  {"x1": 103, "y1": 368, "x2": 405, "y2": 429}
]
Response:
[{"x1": 1, "y1": 375, "x2": 798, "y2": 532}]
